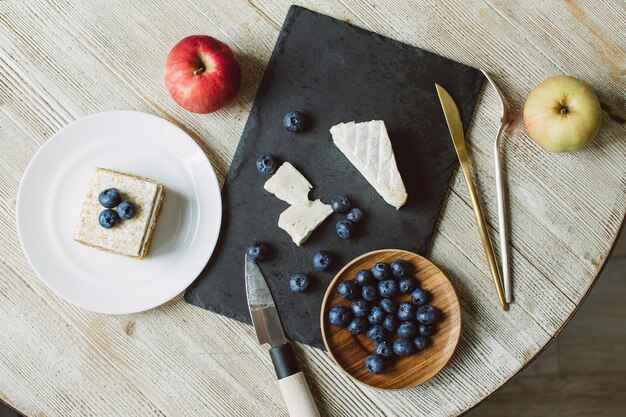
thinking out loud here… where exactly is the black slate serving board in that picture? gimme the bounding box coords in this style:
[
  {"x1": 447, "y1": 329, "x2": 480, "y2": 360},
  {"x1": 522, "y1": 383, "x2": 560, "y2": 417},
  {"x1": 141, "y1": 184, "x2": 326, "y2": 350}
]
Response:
[{"x1": 185, "y1": 6, "x2": 484, "y2": 348}]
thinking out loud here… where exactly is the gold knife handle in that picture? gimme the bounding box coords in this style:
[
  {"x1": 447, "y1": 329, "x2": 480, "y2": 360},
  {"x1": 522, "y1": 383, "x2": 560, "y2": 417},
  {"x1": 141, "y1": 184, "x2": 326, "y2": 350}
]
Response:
[{"x1": 458, "y1": 157, "x2": 508, "y2": 310}]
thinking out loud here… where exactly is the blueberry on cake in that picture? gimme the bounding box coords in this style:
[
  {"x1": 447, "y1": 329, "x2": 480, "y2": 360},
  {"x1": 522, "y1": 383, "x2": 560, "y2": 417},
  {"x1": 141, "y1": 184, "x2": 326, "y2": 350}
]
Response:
[{"x1": 74, "y1": 167, "x2": 166, "y2": 259}]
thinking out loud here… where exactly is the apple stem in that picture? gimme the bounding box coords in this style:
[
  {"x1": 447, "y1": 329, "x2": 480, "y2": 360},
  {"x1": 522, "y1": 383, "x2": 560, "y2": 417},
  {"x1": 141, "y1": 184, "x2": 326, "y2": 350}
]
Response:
[
  {"x1": 193, "y1": 66, "x2": 205, "y2": 76},
  {"x1": 560, "y1": 105, "x2": 569, "y2": 115}
]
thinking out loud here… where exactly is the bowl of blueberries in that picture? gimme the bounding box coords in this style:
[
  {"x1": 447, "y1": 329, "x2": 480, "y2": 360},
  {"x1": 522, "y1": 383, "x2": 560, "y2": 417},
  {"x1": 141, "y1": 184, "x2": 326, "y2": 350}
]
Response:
[{"x1": 320, "y1": 249, "x2": 461, "y2": 390}]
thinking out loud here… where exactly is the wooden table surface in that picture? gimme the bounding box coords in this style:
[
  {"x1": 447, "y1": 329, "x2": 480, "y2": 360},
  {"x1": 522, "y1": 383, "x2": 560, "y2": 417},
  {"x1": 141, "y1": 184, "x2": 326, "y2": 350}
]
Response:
[{"x1": 0, "y1": 1, "x2": 624, "y2": 416}]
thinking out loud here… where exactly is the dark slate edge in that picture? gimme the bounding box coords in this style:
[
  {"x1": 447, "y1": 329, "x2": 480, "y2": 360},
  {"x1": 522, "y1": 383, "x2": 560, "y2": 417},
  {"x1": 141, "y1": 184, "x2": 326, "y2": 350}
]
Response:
[
  {"x1": 183, "y1": 7, "x2": 300, "y2": 315},
  {"x1": 185, "y1": 5, "x2": 485, "y2": 348}
]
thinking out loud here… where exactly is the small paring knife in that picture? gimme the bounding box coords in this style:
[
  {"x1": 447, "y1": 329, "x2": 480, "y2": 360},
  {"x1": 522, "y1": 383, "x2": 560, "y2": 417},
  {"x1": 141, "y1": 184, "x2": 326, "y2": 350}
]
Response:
[
  {"x1": 435, "y1": 83, "x2": 508, "y2": 311},
  {"x1": 245, "y1": 255, "x2": 321, "y2": 417}
]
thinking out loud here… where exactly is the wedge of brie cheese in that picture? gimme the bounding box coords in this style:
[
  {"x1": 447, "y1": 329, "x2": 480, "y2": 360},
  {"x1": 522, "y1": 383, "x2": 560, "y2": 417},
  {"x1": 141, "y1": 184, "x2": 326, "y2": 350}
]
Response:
[
  {"x1": 330, "y1": 120, "x2": 408, "y2": 209},
  {"x1": 278, "y1": 199, "x2": 333, "y2": 246},
  {"x1": 264, "y1": 162, "x2": 312, "y2": 206}
]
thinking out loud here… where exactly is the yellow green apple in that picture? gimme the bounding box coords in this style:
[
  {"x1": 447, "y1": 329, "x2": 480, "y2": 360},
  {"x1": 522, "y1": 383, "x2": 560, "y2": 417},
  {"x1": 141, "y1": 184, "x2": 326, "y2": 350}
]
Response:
[{"x1": 523, "y1": 75, "x2": 602, "y2": 152}]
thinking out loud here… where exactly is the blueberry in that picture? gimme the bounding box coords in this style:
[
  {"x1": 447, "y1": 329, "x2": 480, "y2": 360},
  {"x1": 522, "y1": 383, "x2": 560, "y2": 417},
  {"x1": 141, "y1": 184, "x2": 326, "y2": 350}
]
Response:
[
  {"x1": 246, "y1": 242, "x2": 268, "y2": 262},
  {"x1": 98, "y1": 209, "x2": 120, "y2": 229},
  {"x1": 368, "y1": 306, "x2": 385, "y2": 325},
  {"x1": 416, "y1": 305, "x2": 440, "y2": 324},
  {"x1": 351, "y1": 299, "x2": 370, "y2": 318},
  {"x1": 312, "y1": 251, "x2": 332, "y2": 271},
  {"x1": 289, "y1": 273, "x2": 309, "y2": 293},
  {"x1": 283, "y1": 111, "x2": 305, "y2": 132},
  {"x1": 413, "y1": 336, "x2": 431, "y2": 350},
  {"x1": 380, "y1": 298, "x2": 399, "y2": 314},
  {"x1": 375, "y1": 340, "x2": 395, "y2": 358},
  {"x1": 397, "y1": 302, "x2": 417, "y2": 321},
  {"x1": 98, "y1": 188, "x2": 121, "y2": 208},
  {"x1": 397, "y1": 321, "x2": 418, "y2": 338},
  {"x1": 411, "y1": 288, "x2": 431, "y2": 306},
  {"x1": 335, "y1": 219, "x2": 354, "y2": 239},
  {"x1": 337, "y1": 280, "x2": 358, "y2": 300},
  {"x1": 330, "y1": 195, "x2": 351, "y2": 213},
  {"x1": 256, "y1": 154, "x2": 278, "y2": 174},
  {"x1": 346, "y1": 208, "x2": 364, "y2": 223},
  {"x1": 419, "y1": 323, "x2": 436, "y2": 337},
  {"x1": 382, "y1": 315, "x2": 399, "y2": 332},
  {"x1": 365, "y1": 354, "x2": 385, "y2": 374},
  {"x1": 371, "y1": 262, "x2": 391, "y2": 280},
  {"x1": 348, "y1": 317, "x2": 368, "y2": 335},
  {"x1": 328, "y1": 305, "x2": 352, "y2": 328},
  {"x1": 391, "y1": 259, "x2": 411, "y2": 277},
  {"x1": 361, "y1": 285, "x2": 379, "y2": 302},
  {"x1": 393, "y1": 338, "x2": 416, "y2": 356},
  {"x1": 355, "y1": 269, "x2": 374, "y2": 286},
  {"x1": 398, "y1": 277, "x2": 417, "y2": 294},
  {"x1": 367, "y1": 324, "x2": 386, "y2": 342},
  {"x1": 378, "y1": 280, "x2": 398, "y2": 298},
  {"x1": 117, "y1": 200, "x2": 136, "y2": 220}
]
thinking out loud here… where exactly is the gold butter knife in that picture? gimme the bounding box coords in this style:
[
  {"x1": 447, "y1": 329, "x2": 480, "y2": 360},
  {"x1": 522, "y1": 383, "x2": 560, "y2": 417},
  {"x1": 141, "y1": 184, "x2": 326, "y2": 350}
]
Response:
[{"x1": 435, "y1": 83, "x2": 508, "y2": 311}]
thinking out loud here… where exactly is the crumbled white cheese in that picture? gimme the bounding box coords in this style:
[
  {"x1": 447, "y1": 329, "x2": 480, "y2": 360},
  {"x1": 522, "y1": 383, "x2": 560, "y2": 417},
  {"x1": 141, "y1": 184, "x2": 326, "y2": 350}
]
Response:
[
  {"x1": 263, "y1": 162, "x2": 312, "y2": 206},
  {"x1": 278, "y1": 199, "x2": 333, "y2": 246}
]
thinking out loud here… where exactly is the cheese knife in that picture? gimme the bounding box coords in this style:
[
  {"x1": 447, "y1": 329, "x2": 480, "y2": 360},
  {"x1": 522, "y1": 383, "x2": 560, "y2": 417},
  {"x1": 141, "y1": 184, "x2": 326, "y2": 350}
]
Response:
[
  {"x1": 435, "y1": 83, "x2": 508, "y2": 310},
  {"x1": 245, "y1": 255, "x2": 321, "y2": 417}
]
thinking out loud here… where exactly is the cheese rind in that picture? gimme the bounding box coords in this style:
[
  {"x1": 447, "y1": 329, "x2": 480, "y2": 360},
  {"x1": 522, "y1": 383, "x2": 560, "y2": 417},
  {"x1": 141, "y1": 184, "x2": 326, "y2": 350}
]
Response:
[
  {"x1": 278, "y1": 199, "x2": 333, "y2": 246},
  {"x1": 330, "y1": 120, "x2": 408, "y2": 209},
  {"x1": 263, "y1": 162, "x2": 312, "y2": 206}
]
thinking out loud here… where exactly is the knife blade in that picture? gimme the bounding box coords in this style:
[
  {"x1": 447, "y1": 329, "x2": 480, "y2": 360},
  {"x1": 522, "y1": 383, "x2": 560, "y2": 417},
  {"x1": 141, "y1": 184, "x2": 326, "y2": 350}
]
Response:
[
  {"x1": 435, "y1": 83, "x2": 508, "y2": 311},
  {"x1": 245, "y1": 256, "x2": 320, "y2": 417},
  {"x1": 245, "y1": 256, "x2": 288, "y2": 347}
]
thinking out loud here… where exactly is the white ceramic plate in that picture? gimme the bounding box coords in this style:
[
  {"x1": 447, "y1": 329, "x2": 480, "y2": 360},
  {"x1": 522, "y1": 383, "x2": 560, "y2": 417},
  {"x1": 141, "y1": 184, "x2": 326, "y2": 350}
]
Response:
[{"x1": 16, "y1": 111, "x2": 222, "y2": 314}]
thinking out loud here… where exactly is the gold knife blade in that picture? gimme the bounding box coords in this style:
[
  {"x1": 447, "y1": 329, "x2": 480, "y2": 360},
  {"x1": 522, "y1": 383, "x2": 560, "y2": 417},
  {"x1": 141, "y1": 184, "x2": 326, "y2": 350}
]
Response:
[{"x1": 435, "y1": 83, "x2": 508, "y2": 311}]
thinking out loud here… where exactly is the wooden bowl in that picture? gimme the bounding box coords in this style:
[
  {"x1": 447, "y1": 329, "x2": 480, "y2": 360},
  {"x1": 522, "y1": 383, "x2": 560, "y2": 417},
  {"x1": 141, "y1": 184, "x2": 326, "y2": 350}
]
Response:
[{"x1": 320, "y1": 249, "x2": 461, "y2": 390}]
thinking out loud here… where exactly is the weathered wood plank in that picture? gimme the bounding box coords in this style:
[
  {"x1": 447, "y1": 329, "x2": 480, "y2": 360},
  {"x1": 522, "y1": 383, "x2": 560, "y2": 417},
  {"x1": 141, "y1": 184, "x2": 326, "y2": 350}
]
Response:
[
  {"x1": 0, "y1": 0, "x2": 623, "y2": 416},
  {"x1": 0, "y1": 238, "x2": 165, "y2": 416},
  {"x1": 467, "y1": 255, "x2": 626, "y2": 416}
]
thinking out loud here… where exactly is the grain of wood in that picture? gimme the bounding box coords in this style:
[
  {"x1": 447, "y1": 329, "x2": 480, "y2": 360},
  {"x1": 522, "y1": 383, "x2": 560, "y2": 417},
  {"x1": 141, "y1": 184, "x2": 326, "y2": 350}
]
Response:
[
  {"x1": 0, "y1": 0, "x2": 624, "y2": 416},
  {"x1": 321, "y1": 250, "x2": 462, "y2": 390},
  {"x1": 467, "y1": 256, "x2": 626, "y2": 416}
]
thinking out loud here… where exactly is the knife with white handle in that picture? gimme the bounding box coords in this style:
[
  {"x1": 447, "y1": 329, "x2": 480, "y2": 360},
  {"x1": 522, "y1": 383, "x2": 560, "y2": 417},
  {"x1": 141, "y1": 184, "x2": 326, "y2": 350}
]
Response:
[{"x1": 245, "y1": 256, "x2": 321, "y2": 417}]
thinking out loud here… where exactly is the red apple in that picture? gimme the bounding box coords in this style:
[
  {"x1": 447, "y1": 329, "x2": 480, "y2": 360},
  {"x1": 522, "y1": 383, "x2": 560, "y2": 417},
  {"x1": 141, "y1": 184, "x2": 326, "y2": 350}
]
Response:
[
  {"x1": 524, "y1": 75, "x2": 602, "y2": 152},
  {"x1": 165, "y1": 35, "x2": 241, "y2": 113}
]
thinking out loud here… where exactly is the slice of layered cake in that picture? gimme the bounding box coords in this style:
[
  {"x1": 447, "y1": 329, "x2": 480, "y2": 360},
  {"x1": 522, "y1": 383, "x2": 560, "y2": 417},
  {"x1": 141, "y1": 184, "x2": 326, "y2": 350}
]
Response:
[{"x1": 74, "y1": 167, "x2": 166, "y2": 259}]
